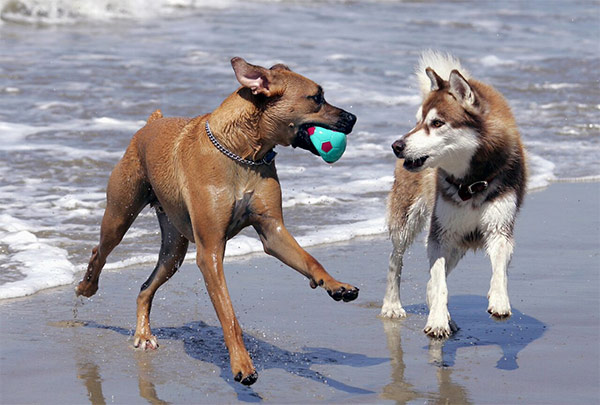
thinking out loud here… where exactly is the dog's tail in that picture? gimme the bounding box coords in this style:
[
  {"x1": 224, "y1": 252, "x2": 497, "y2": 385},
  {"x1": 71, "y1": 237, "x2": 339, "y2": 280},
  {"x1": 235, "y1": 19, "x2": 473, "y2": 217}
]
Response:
[
  {"x1": 415, "y1": 50, "x2": 470, "y2": 97},
  {"x1": 147, "y1": 109, "x2": 163, "y2": 124}
]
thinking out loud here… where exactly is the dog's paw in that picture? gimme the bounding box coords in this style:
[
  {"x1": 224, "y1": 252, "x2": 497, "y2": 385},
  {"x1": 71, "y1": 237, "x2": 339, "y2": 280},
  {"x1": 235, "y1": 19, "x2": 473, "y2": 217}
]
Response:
[
  {"x1": 424, "y1": 324, "x2": 453, "y2": 339},
  {"x1": 230, "y1": 354, "x2": 257, "y2": 386},
  {"x1": 75, "y1": 280, "x2": 98, "y2": 297},
  {"x1": 487, "y1": 293, "x2": 512, "y2": 319},
  {"x1": 234, "y1": 370, "x2": 258, "y2": 386},
  {"x1": 424, "y1": 309, "x2": 456, "y2": 339},
  {"x1": 134, "y1": 335, "x2": 159, "y2": 350},
  {"x1": 310, "y1": 278, "x2": 359, "y2": 302},
  {"x1": 327, "y1": 284, "x2": 359, "y2": 302},
  {"x1": 379, "y1": 303, "x2": 407, "y2": 319},
  {"x1": 488, "y1": 306, "x2": 512, "y2": 319}
]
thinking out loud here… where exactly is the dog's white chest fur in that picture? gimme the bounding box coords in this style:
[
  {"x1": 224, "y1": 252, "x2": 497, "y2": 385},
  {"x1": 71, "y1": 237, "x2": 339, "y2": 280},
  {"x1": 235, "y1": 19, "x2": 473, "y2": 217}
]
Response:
[
  {"x1": 433, "y1": 192, "x2": 518, "y2": 248},
  {"x1": 435, "y1": 196, "x2": 482, "y2": 244}
]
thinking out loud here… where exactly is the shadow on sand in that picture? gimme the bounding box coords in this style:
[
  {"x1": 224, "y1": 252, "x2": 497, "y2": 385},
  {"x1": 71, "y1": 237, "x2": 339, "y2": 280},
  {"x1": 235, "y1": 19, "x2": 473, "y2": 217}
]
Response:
[
  {"x1": 74, "y1": 295, "x2": 545, "y2": 403},
  {"x1": 381, "y1": 294, "x2": 546, "y2": 404},
  {"x1": 81, "y1": 319, "x2": 387, "y2": 403},
  {"x1": 416, "y1": 294, "x2": 547, "y2": 370}
]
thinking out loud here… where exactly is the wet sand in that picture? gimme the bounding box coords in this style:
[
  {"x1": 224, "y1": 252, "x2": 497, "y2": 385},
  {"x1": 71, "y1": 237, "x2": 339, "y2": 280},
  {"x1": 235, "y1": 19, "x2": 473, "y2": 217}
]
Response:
[{"x1": 1, "y1": 181, "x2": 598, "y2": 404}]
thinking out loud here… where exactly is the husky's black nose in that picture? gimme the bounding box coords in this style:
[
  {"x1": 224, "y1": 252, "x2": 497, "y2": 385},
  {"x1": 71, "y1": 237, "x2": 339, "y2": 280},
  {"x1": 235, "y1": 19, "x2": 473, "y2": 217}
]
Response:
[{"x1": 392, "y1": 139, "x2": 406, "y2": 158}]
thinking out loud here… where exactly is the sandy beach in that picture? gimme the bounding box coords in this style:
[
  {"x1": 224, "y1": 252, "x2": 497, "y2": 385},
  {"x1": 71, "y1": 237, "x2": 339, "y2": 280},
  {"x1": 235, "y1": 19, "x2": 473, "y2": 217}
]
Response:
[{"x1": 1, "y1": 181, "x2": 599, "y2": 404}]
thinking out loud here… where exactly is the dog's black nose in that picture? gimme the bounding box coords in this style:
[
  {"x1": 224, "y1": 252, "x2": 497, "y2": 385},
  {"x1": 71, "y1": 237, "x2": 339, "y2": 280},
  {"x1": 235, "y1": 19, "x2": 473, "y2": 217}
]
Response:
[
  {"x1": 392, "y1": 139, "x2": 406, "y2": 158},
  {"x1": 344, "y1": 111, "x2": 357, "y2": 127},
  {"x1": 339, "y1": 111, "x2": 357, "y2": 133}
]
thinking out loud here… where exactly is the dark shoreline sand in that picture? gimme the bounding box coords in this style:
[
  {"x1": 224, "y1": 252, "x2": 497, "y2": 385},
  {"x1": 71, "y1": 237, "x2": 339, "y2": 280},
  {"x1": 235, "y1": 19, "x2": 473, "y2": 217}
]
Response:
[{"x1": 1, "y1": 181, "x2": 599, "y2": 404}]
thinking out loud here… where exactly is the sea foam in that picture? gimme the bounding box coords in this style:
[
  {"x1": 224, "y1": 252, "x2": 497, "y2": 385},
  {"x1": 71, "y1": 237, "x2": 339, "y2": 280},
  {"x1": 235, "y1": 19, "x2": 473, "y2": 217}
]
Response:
[{"x1": 0, "y1": 214, "x2": 76, "y2": 300}]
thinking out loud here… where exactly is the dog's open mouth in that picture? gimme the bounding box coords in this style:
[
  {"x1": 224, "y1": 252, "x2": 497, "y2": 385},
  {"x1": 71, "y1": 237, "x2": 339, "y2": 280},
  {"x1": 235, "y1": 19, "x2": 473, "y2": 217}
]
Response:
[
  {"x1": 403, "y1": 156, "x2": 429, "y2": 171},
  {"x1": 292, "y1": 124, "x2": 324, "y2": 156}
]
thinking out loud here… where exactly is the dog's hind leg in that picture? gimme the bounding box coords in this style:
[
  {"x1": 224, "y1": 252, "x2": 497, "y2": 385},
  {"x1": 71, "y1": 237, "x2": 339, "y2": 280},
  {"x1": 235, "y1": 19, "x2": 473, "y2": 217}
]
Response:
[
  {"x1": 134, "y1": 208, "x2": 189, "y2": 350},
  {"x1": 76, "y1": 148, "x2": 150, "y2": 297}
]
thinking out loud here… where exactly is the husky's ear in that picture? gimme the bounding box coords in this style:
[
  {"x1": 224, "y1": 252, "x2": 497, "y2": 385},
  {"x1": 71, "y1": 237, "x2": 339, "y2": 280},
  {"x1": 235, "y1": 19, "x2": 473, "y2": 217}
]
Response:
[
  {"x1": 231, "y1": 57, "x2": 280, "y2": 97},
  {"x1": 426, "y1": 68, "x2": 445, "y2": 92},
  {"x1": 449, "y1": 69, "x2": 477, "y2": 108}
]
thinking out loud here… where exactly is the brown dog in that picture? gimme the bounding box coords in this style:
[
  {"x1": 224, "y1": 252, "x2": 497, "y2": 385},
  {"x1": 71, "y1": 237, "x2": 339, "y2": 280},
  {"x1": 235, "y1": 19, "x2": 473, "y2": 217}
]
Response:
[{"x1": 75, "y1": 57, "x2": 358, "y2": 385}]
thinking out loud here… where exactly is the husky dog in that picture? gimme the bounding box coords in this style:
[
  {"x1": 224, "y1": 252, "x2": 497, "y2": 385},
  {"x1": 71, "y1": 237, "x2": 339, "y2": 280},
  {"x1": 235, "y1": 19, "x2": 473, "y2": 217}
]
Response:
[{"x1": 382, "y1": 51, "x2": 527, "y2": 338}]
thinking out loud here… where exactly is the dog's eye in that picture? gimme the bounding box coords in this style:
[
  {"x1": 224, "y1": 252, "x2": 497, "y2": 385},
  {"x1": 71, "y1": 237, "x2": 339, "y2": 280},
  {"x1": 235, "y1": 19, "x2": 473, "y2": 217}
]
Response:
[
  {"x1": 308, "y1": 92, "x2": 324, "y2": 105},
  {"x1": 431, "y1": 119, "x2": 445, "y2": 128}
]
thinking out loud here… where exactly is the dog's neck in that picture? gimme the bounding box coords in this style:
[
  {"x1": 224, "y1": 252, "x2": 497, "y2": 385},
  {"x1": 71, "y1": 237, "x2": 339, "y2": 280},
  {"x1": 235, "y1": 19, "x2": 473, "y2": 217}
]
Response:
[
  {"x1": 439, "y1": 141, "x2": 517, "y2": 202},
  {"x1": 207, "y1": 91, "x2": 276, "y2": 162}
]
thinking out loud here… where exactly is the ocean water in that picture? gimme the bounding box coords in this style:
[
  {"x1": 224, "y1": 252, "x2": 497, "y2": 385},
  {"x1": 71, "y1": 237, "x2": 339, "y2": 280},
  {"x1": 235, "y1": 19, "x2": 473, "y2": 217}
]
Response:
[{"x1": 0, "y1": 0, "x2": 598, "y2": 299}]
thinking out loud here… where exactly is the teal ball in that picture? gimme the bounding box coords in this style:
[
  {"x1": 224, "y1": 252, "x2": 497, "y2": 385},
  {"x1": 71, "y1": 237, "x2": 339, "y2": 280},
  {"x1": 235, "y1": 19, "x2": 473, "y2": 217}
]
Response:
[{"x1": 308, "y1": 126, "x2": 347, "y2": 163}]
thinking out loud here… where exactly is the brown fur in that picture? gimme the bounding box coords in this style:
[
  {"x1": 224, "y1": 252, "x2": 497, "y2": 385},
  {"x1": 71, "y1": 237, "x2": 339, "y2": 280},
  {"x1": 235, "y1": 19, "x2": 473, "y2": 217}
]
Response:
[
  {"x1": 383, "y1": 58, "x2": 527, "y2": 339},
  {"x1": 396, "y1": 76, "x2": 526, "y2": 209},
  {"x1": 387, "y1": 166, "x2": 435, "y2": 235},
  {"x1": 75, "y1": 58, "x2": 357, "y2": 385}
]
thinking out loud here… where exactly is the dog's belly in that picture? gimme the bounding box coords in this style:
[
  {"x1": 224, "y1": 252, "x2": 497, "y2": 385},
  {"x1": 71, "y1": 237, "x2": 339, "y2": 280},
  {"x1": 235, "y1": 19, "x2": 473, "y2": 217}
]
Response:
[{"x1": 151, "y1": 184, "x2": 256, "y2": 244}]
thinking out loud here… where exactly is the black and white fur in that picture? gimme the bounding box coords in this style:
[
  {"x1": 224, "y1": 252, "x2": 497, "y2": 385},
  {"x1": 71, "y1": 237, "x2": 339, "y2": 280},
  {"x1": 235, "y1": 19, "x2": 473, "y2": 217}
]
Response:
[{"x1": 382, "y1": 51, "x2": 527, "y2": 338}]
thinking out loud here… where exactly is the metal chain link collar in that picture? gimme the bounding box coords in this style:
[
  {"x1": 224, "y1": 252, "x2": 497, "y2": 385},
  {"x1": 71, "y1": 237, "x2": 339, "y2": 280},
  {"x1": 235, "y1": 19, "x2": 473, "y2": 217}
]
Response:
[{"x1": 205, "y1": 121, "x2": 276, "y2": 166}]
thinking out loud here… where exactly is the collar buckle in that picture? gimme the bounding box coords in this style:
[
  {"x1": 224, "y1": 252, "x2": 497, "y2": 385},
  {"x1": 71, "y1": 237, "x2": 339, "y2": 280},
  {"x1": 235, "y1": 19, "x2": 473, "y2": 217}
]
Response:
[
  {"x1": 467, "y1": 180, "x2": 488, "y2": 195},
  {"x1": 447, "y1": 176, "x2": 491, "y2": 201}
]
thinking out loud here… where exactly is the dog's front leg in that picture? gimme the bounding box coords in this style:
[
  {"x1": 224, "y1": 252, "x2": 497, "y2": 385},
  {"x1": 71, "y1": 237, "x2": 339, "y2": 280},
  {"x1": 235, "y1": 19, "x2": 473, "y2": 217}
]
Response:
[
  {"x1": 254, "y1": 218, "x2": 359, "y2": 302},
  {"x1": 381, "y1": 244, "x2": 407, "y2": 318},
  {"x1": 195, "y1": 243, "x2": 258, "y2": 386},
  {"x1": 486, "y1": 233, "x2": 513, "y2": 318},
  {"x1": 424, "y1": 242, "x2": 462, "y2": 339},
  {"x1": 424, "y1": 255, "x2": 452, "y2": 339}
]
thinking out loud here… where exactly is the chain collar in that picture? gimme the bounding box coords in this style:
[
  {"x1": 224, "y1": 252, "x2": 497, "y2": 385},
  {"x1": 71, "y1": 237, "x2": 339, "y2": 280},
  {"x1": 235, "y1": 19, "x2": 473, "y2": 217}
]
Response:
[{"x1": 205, "y1": 121, "x2": 276, "y2": 166}]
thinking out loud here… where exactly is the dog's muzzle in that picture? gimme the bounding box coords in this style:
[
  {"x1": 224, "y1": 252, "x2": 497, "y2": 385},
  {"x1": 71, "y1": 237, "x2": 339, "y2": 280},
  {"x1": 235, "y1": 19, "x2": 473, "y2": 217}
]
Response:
[
  {"x1": 391, "y1": 138, "x2": 429, "y2": 171},
  {"x1": 293, "y1": 110, "x2": 357, "y2": 156}
]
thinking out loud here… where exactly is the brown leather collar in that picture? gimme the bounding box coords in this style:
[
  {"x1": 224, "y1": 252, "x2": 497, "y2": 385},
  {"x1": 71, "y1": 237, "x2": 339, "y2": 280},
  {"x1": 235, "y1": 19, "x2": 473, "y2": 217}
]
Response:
[{"x1": 445, "y1": 176, "x2": 492, "y2": 201}]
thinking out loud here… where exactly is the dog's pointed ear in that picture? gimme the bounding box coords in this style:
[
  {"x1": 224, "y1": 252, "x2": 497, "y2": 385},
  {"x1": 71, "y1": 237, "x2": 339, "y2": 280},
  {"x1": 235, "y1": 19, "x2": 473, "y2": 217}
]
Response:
[
  {"x1": 426, "y1": 68, "x2": 445, "y2": 92},
  {"x1": 231, "y1": 57, "x2": 276, "y2": 96},
  {"x1": 449, "y1": 69, "x2": 477, "y2": 108}
]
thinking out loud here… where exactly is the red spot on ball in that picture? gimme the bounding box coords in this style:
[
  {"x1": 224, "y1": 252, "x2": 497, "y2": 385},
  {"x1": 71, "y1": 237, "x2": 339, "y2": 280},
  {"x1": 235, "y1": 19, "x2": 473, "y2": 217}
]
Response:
[
  {"x1": 321, "y1": 141, "x2": 333, "y2": 153},
  {"x1": 307, "y1": 127, "x2": 315, "y2": 135}
]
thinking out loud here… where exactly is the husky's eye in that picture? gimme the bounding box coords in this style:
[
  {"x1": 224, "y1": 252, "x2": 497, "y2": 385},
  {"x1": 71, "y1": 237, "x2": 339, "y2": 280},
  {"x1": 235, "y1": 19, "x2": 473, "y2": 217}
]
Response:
[{"x1": 431, "y1": 119, "x2": 445, "y2": 128}]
